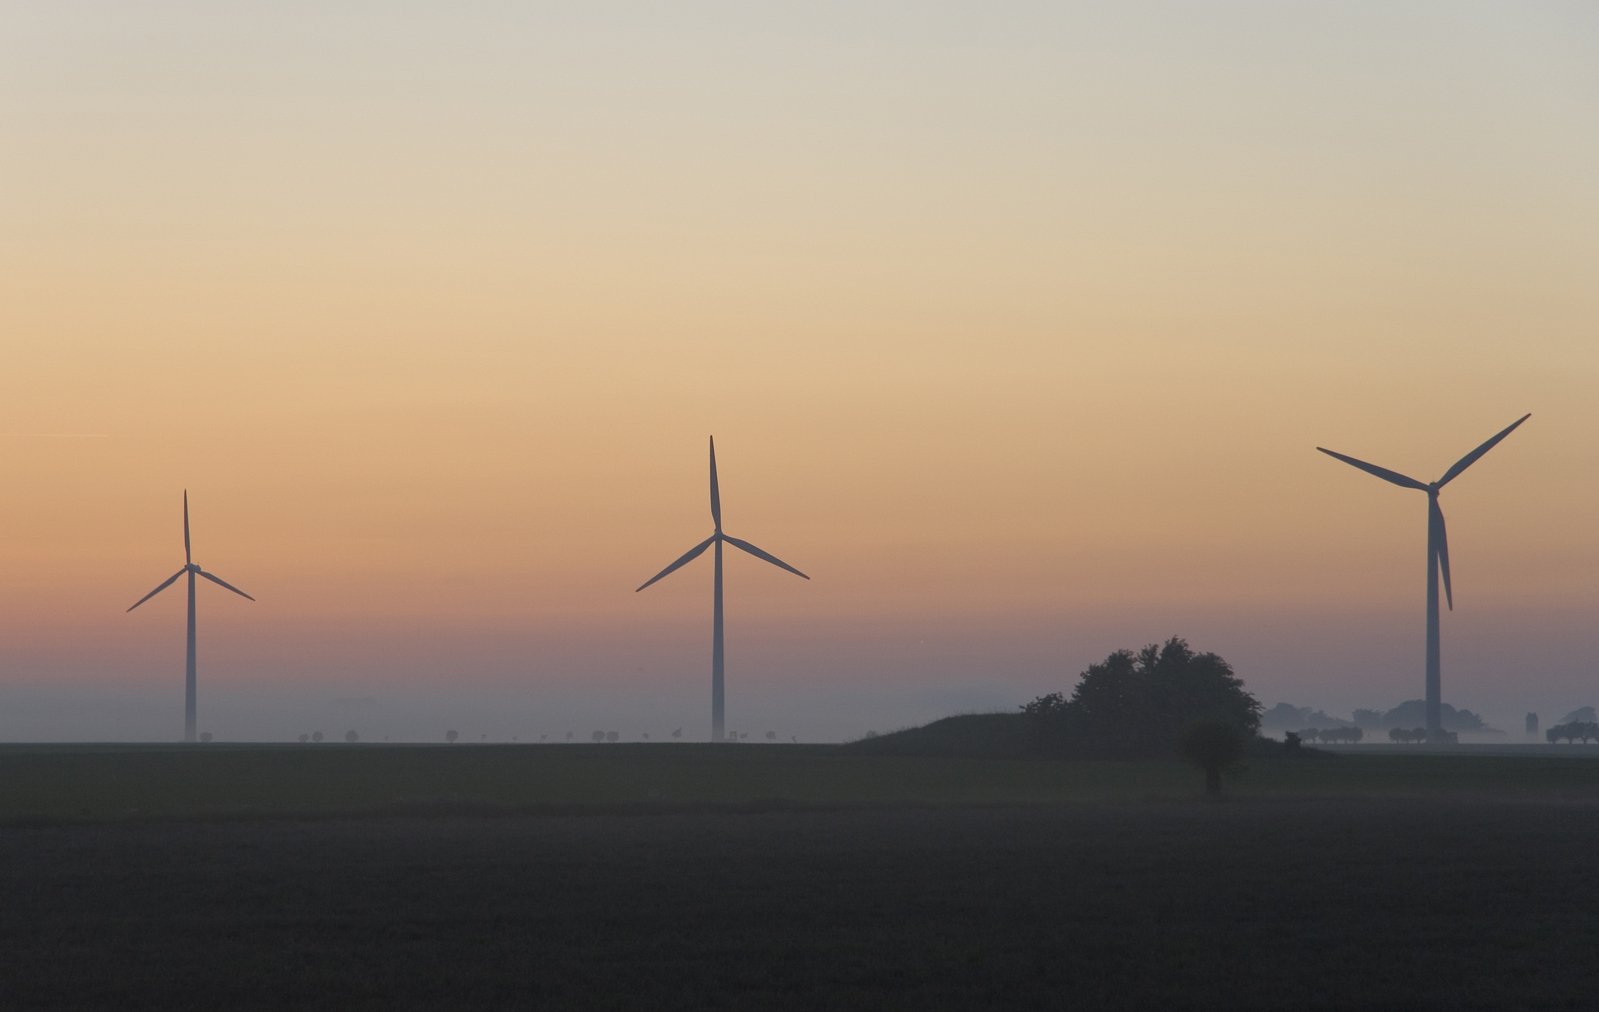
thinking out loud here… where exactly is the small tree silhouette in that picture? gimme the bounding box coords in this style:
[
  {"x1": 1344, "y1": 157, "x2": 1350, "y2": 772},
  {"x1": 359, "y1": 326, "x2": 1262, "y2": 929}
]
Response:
[
  {"x1": 312, "y1": 731, "x2": 324, "y2": 743},
  {"x1": 297, "y1": 733, "x2": 310, "y2": 744},
  {"x1": 345, "y1": 730, "x2": 359, "y2": 744},
  {"x1": 199, "y1": 732, "x2": 213, "y2": 744},
  {"x1": 591, "y1": 731, "x2": 604, "y2": 743},
  {"x1": 765, "y1": 731, "x2": 776, "y2": 741},
  {"x1": 446, "y1": 729, "x2": 459, "y2": 743},
  {"x1": 1180, "y1": 720, "x2": 1245, "y2": 797},
  {"x1": 606, "y1": 731, "x2": 619, "y2": 743},
  {"x1": 672, "y1": 728, "x2": 682, "y2": 739}
]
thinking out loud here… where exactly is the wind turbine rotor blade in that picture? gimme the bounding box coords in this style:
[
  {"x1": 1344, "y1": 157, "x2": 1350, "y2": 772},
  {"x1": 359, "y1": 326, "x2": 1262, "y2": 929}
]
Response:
[
  {"x1": 1436, "y1": 413, "x2": 1531, "y2": 488},
  {"x1": 635, "y1": 535, "x2": 717, "y2": 592},
  {"x1": 127, "y1": 567, "x2": 187, "y2": 612},
  {"x1": 709, "y1": 436, "x2": 722, "y2": 531},
  {"x1": 183, "y1": 490, "x2": 192, "y2": 565},
  {"x1": 199, "y1": 569, "x2": 256, "y2": 602},
  {"x1": 1315, "y1": 448, "x2": 1429, "y2": 491},
  {"x1": 723, "y1": 535, "x2": 809, "y2": 580},
  {"x1": 1430, "y1": 498, "x2": 1453, "y2": 611}
]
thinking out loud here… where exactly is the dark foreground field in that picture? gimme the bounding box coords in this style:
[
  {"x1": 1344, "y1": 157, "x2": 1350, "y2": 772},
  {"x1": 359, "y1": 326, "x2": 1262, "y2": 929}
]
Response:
[{"x1": 3, "y1": 746, "x2": 1598, "y2": 1009}]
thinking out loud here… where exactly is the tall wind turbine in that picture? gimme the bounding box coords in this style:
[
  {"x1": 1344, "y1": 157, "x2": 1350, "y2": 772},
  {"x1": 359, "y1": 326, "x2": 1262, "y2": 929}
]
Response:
[
  {"x1": 127, "y1": 491, "x2": 255, "y2": 742},
  {"x1": 637, "y1": 437, "x2": 809, "y2": 742},
  {"x1": 1318, "y1": 414, "x2": 1529, "y2": 739}
]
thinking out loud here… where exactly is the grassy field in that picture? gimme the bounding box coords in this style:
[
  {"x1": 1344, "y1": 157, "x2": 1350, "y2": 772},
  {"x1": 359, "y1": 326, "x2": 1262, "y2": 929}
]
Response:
[
  {"x1": 3, "y1": 745, "x2": 1598, "y2": 1008},
  {"x1": 5, "y1": 742, "x2": 1599, "y2": 822}
]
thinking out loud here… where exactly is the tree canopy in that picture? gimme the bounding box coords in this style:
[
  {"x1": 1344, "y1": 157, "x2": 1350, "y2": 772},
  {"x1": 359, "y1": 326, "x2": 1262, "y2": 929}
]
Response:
[{"x1": 1024, "y1": 637, "x2": 1261, "y2": 756}]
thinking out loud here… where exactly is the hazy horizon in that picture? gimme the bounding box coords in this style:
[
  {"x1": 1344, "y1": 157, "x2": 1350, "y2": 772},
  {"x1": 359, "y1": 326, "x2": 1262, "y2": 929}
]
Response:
[{"x1": 4, "y1": 4, "x2": 1597, "y2": 742}]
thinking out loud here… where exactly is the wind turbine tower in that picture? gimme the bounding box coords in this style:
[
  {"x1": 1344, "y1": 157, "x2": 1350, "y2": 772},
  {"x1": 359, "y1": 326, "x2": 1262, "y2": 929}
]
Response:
[
  {"x1": 1318, "y1": 414, "x2": 1529, "y2": 739},
  {"x1": 128, "y1": 491, "x2": 255, "y2": 742},
  {"x1": 637, "y1": 437, "x2": 809, "y2": 742}
]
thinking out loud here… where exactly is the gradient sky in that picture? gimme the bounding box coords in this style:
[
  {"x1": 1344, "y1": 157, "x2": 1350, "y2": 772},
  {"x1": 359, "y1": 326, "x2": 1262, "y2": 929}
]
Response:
[{"x1": 3, "y1": 3, "x2": 1596, "y2": 741}]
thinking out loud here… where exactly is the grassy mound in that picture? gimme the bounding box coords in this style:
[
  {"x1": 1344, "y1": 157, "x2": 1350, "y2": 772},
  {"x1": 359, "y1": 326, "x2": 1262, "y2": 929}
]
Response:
[
  {"x1": 842, "y1": 713, "x2": 1034, "y2": 758},
  {"x1": 843, "y1": 712, "x2": 1305, "y2": 762}
]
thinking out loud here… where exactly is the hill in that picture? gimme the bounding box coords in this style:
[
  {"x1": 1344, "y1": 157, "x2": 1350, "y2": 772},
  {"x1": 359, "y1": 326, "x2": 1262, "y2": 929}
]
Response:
[
  {"x1": 841, "y1": 713, "x2": 1034, "y2": 758},
  {"x1": 844, "y1": 711, "x2": 1302, "y2": 761}
]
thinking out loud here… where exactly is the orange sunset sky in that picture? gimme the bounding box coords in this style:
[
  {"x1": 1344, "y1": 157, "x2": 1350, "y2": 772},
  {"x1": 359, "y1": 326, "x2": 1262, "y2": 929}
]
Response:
[{"x1": 2, "y1": 3, "x2": 1596, "y2": 740}]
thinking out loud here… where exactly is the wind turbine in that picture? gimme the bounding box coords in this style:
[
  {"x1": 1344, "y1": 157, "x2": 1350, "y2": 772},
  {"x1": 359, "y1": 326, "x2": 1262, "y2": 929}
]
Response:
[
  {"x1": 127, "y1": 491, "x2": 255, "y2": 742},
  {"x1": 1318, "y1": 414, "x2": 1529, "y2": 739},
  {"x1": 637, "y1": 437, "x2": 808, "y2": 742}
]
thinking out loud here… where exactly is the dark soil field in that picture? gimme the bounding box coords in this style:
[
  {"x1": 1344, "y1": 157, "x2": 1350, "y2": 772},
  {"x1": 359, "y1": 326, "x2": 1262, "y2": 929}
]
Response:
[{"x1": 3, "y1": 745, "x2": 1598, "y2": 1009}]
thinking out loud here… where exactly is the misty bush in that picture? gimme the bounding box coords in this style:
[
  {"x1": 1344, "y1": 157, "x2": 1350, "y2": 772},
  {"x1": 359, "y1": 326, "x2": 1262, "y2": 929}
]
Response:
[
  {"x1": 345, "y1": 730, "x2": 359, "y2": 744},
  {"x1": 1546, "y1": 721, "x2": 1599, "y2": 744},
  {"x1": 312, "y1": 731, "x2": 324, "y2": 743},
  {"x1": 446, "y1": 730, "x2": 459, "y2": 743}
]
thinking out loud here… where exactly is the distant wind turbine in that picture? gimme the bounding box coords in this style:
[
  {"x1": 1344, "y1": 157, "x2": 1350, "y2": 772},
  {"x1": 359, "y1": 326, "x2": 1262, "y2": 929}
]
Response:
[
  {"x1": 637, "y1": 437, "x2": 808, "y2": 742},
  {"x1": 1318, "y1": 414, "x2": 1529, "y2": 739},
  {"x1": 127, "y1": 491, "x2": 255, "y2": 742}
]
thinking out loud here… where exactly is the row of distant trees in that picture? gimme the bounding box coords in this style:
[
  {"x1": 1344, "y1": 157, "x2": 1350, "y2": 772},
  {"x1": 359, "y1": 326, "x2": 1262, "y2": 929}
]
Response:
[
  {"x1": 1294, "y1": 727, "x2": 1363, "y2": 744},
  {"x1": 1263, "y1": 701, "x2": 1493, "y2": 734},
  {"x1": 1546, "y1": 721, "x2": 1599, "y2": 744},
  {"x1": 295, "y1": 731, "x2": 360, "y2": 743},
  {"x1": 1386, "y1": 727, "x2": 1459, "y2": 744},
  {"x1": 440, "y1": 729, "x2": 782, "y2": 743},
  {"x1": 1292, "y1": 727, "x2": 1463, "y2": 745}
]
